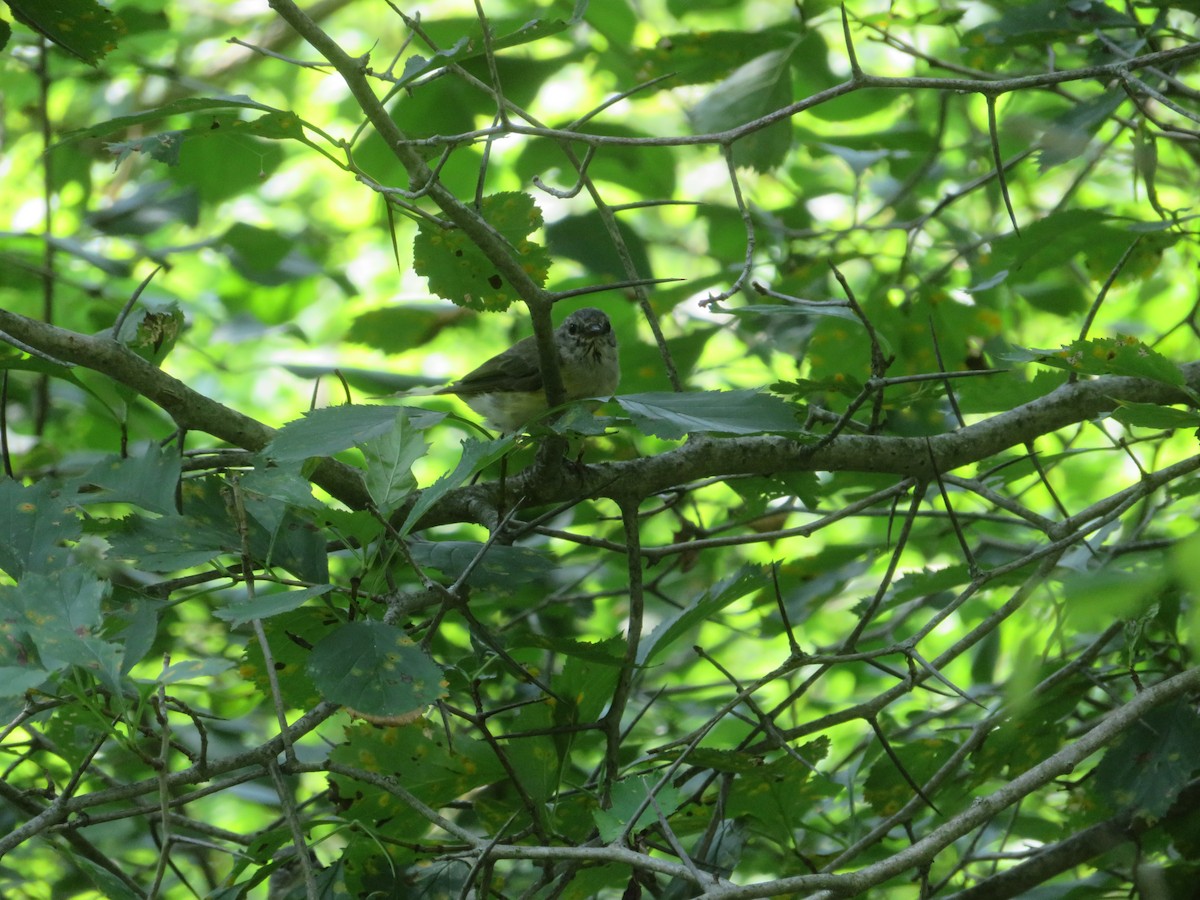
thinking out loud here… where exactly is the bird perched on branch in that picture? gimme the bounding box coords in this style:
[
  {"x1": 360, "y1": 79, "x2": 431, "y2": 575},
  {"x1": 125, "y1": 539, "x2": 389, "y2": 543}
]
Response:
[{"x1": 436, "y1": 306, "x2": 619, "y2": 432}]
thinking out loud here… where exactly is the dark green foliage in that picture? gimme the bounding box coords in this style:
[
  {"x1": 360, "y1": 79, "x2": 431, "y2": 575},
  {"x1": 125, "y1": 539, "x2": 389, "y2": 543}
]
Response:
[{"x1": 1, "y1": 1, "x2": 1199, "y2": 898}]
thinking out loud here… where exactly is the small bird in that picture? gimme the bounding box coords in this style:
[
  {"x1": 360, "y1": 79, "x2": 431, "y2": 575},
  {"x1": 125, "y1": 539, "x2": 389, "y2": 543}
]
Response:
[{"x1": 436, "y1": 307, "x2": 619, "y2": 432}]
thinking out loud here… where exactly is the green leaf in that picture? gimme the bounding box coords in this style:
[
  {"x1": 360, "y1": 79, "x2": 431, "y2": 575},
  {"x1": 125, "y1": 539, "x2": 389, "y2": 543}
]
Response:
[
  {"x1": 554, "y1": 636, "x2": 624, "y2": 725},
  {"x1": 864, "y1": 738, "x2": 957, "y2": 816},
  {"x1": 107, "y1": 512, "x2": 234, "y2": 572},
  {"x1": 1013, "y1": 337, "x2": 1190, "y2": 392},
  {"x1": 86, "y1": 183, "x2": 198, "y2": 236},
  {"x1": 396, "y1": 8, "x2": 583, "y2": 86},
  {"x1": 308, "y1": 621, "x2": 446, "y2": 716},
  {"x1": 116, "y1": 301, "x2": 184, "y2": 367},
  {"x1": 547, "y1": 211, "x2": 653, "y2": 281},
  {"x1": 55, "y1": 95, "x2": 278, "y2": 145},
  {"x1": 618, "y1": 390, "x2": 805, "y2": 439},
  {"x1": 328, "y1": 719, "x2": 504, "y2": 834},
  {"x1": 724, "y1": 740, "x2": 834, "y2": 833},
  {"x1": 265, "y1": 405, "x2": 409, "y2": 462},
  {"x1": 689, "y1": 48, "x2": 795, "y2": 172},
  {"x1": 0, "y1": 478, "x2": 81, "y2": 578},
  {"x1": 639, "y1": 566, "x2": 765, "y2": 665},
  {"x1": 155, "y1": 658, "x2": 235, "y2": 685},
  {"x1": 76, "y1": 444, "x2": 181, "y2": 515},
  {"x1": 631, "y1": 28, "x2": 800, "y2": 88},
  {"x1": 413, "y1": 192, "x2": 550, "y2": 311},
  {"x1": 104, "y1": 473, "x2": 325, "y2": 580},
  {"x1": 1094, "y1": 701, "x2": 1200, "y2": 821},
  {"x1": 398, "y1": 435, "x2": 517, "y2": 536},
  {"x1": 1038, "y1": 90, "x2": 1127, "y2": 171},
  {"x1": 972, "y1": 687, "x2": 1076, "y2": 780},
  {"x1": 6, "y1": 570, "x2": 122, "y2": 691},
  {"x1": 346, "y1": 306, "x2": 460, "y2": 355},
  {"x1": 361, "y1": 411, "x2": 428, "y2": 516},
  {"x1": 219, "y1": 223, "x2": 319, "y2": 286},
  {"x1": 0, "y1": 665, "x2": 52, "y2": 698},
  {"x1": 962, "y1": 0, "x2": 1136, "y2": 50},
  {"x1": 241, "y1": 608, "x2": 329, "y2": 709},
  {"x1": 214, "y1": 585, "x2": 336, "y2": 627},
  {"x1": 237, "y1": 466, "x2": 323, "y2": 512},
  {"x1": 408, "y1": 540, "x2": 557, "y2": 590},
  {"x1": 70, "y1": 855, "x2": 142, "y2": 900},
  {"x1": 8, "y1": 0, "x2": 124, "y2": 65},
  {"x1": 717, "y1": 300, "x2": 862, "y2": 325},
  {"x1": 242, "y1": 500, "x2": 330, "y2": 586},
  {"x1": 594, "y1": 774, "x2": 685, "y2": 842},
  {"x1": 1112, "y1": 401, "x2": 1200, "y2": 430},
  {"x1": 105, "y1": 131, "x2": 186, "y2": 167}
]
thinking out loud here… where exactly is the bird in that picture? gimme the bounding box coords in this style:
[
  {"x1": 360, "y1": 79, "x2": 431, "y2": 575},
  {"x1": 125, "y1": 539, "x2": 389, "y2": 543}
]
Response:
[{"x1": 435, "y1": 307, "x2": 619, "y2": 432}]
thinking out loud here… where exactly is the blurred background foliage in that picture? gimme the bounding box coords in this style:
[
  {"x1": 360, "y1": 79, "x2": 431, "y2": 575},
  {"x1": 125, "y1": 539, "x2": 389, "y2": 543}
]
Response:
[{"x1": 2, "y1": 0, "x2": 1200, "y2": 897}]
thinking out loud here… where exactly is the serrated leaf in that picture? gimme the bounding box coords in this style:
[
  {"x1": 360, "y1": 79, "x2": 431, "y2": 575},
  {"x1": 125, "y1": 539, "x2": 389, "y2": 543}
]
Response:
[
  {"x1": 413, "y1": 192, "x2": 550, "y2": 311},
  {"x1": 6, "y1": 570, "x2": 122, "y2": 691},
  {"x1": 408, "y1": 540, "x2": 556, "y2": 590},
  {"x1": 74, "y1": 444, "x2": 181, "y2": 515},
  {"x1": 0, "y1": 478, "x2": 81, "y2": 578},
  {"x1": 1112, "y1": 401, "x2": 1200, "y2": 430},
  {"x1": 639, "y1": 566, "x2": 765, "y2": 665},
  {"x1": 1094, "y1": 701, "x2": 1200, "y2": 821},
  {"x1": 1013, "y1": 337, "x2": 1189, "y2": 392},
  {"x1": 618, "y1": 390, "x2": 805, "y2": 439},
  {"x1": 9, "y1": 0, "x2": 124, "y2": 65},
  {"x1": 214, "y1": 585, "x2": 336, "y2": 627},
  {"x1": 154, "y1": 658, "x2": 235, "y2": 684},
  {"x1": 55, "y1": 96, "x2": 277, "y2": 145},
  {"x1": 724, "y1": 739, "x2": 834, "y2": 831},
  {"x1": 265, "y1": 405, "x2": 407, "y2": 462},
  {"x1": 864, "y1": 738, "x2": 957, "y2": 816},
  {"x1": 328, "y1": 719, "x2": 504, "y2": 835},
  {"x1": 594, "y1": 774, "x2": 685, "y2": 842},
  {"x1": 398, "y1": 435, "x2": 517, "y2": 536},
  {"x1": 631, "y1": 28, "x2": 800, "y2": 88},
  {"x1": 361, "y1": 411, "x2": 428, "y2": 516},
  {"x1": 689, "y1": 48, "x2": 795, "y2": 172},
  {"x1": 308, "y1": 621, "x2": 445, "y2": 716}
]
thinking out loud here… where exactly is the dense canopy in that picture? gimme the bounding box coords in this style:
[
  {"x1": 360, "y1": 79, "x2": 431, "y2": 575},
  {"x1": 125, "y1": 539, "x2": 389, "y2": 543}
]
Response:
[{"x1": 2, "y1": 1, "x2": 1200, "y2": 898}]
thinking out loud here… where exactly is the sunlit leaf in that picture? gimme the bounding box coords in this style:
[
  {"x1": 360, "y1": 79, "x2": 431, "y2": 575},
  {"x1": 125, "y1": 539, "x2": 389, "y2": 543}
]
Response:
[
  {"x1": 618, "y1": 390, "x2": 805, "y2": 439},
  {"x1": 413, "y1": 192, "x2": 550, "y2": 311}
]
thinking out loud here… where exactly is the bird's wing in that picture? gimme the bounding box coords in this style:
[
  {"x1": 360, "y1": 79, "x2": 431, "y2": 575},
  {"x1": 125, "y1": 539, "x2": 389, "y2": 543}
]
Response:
[{"x1": 438, "y1": 337, "x2": 544, "y2": 396}]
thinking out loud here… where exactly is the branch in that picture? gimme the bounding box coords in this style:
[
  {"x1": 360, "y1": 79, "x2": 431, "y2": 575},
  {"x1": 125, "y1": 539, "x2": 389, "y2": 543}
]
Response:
[
  {"x1": 407, "y1": 364, "x2": 1200, "y2": 529},
  {"x1": 709, "y1": 665, "x2": 1200, "y2": 899},
  {"x1": 6, "y1": 299, "x2": 1196, "y2": 536},
  {"x1": 264, "y1": 0, "x2": 568, "y2": 408},
  {"x1": 0, "y1": 305, "x2": 369, "y2": 508}
]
